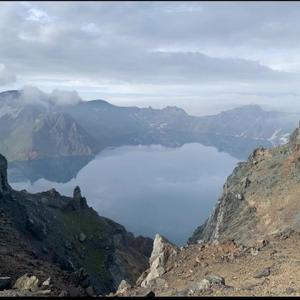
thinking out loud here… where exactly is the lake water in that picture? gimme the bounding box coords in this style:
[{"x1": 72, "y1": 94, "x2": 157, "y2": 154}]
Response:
[{"x1": 8, "y1": 143, "x2": 239, "y2": 245}]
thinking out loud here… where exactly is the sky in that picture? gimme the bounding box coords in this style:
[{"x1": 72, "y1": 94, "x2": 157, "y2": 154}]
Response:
[{"x1": 1, "y1": 1, "x2": 300, "y2": 115}]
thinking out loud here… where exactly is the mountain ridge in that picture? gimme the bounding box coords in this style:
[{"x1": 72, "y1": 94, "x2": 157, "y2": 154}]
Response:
[
  {"x1": 0, "y1": 89, "x2": 297, "y2": 162},
  {"x1": 0, "y1": 152, "x2": 153, "y2": 296}
]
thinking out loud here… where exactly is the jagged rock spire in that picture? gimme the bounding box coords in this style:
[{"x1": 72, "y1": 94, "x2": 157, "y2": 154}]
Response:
[
  {"x1": 73, "y1": 186, "x2": 82, "y2": 200},
  {"x1": 140, "y1": 233, "x2": 178, "y2": 287},
  {"x1": 0, "y1": 154, "x2": 10, "y2": 195},
  {"x1": 63, "y1": 185, "x2": 88, "y2": 211}
]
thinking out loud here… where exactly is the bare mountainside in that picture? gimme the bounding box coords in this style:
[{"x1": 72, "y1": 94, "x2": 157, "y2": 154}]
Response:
[
  {"x1": 0, "y1": 89, "x2": 297, "y2": 161},
  {"x1": 189, "y1": 121, "x2": 300, "y2": 245},
  {"x1": 116, "y1": 122, "x2": 300, "y2": 297}
]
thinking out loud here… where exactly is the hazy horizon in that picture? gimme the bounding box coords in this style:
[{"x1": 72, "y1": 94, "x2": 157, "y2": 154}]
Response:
[{"x1": 2, "y1": 2, "x2": 300, "y2": 115}]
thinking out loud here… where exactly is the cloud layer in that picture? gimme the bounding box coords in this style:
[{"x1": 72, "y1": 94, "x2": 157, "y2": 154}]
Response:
[
  {"x1": 0, "y1": 64, "x2": 16, "y2": 86},
  {"x1": 20, "y1": 86, "x2": 81, "y2": 106},
  {"x1": 1, "y1": 2, "x2": 300, "y2": 114}
]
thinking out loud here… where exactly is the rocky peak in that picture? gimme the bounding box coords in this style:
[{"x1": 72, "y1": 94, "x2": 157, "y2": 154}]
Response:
[
  {"x1": 149, "y1": 234, "x2": 178, "y2": 266},
  {"x1": 64, "y1": 186, "x2": 88, "y2": 211},
  {"x1": 0, "y1": 154, "x2": 10, "y2": 195},
  {"x1": 139, "y1": 234, "x2": 178, "y2": 287},
  {"x1": 73, "y1": 186, "x2": 82, "y2": 200}
]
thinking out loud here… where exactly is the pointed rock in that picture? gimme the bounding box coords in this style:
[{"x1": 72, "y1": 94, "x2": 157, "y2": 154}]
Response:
[
  {"x1": 116, "y1": 280, "x2": 131, "y2": 294},
  {"x1": 64, "y1": 186, "x2": 88, "y2": 211},
  {"x1": 141, "y1": 233, "x2": 178, "y2": 287},
  {"x1": 73, "y1": 186, "x2": 82, "y2": 200}
]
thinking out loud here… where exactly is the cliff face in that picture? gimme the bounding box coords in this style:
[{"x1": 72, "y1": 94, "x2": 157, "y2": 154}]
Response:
[
  {"x1": 0, "y1": 154, "x2": 153, "y2": 296},
  {"x1": 0, "y1": 154, "x2": 10, "y2": 194},
  {"x1": 31, "y1": 112, "x2": 97, "y2": 159},
  {"x1": 117, "y1": 123, "x2": 300, "y2": 297},
  {"x1": 189, "y1": 122, "x2": 300, "y2": 246}
]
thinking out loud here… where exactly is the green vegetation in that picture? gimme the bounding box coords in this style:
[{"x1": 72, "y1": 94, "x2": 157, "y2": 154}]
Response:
[
  {"x1": 62, "y1": 209, "x2": 107, "y2": 236},
  {"x1": 85, "y1": 249, "x2": 110, "y2": 283},
  {"x1": 58, "y1": 209, "x2": 112, "y2": 284}
]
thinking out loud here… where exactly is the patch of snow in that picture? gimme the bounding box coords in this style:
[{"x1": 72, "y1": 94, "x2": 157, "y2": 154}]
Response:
[
  {"x1": 0, "y1": 104, "x2": 22, "y2": 119},
  {"x1": 279, "y1": 133, "x2": 290, "y2": 145}
]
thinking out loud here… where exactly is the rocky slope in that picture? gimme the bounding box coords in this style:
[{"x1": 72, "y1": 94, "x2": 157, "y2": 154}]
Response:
[
  {"x1": 189, "y1": 121, "x2": 300, "y2": 246},
  {"x1": 0, "y1": 153, "x2": 153, "y2": 296},
  {"x1": 117, "y1": 122, "x2": 300, "y2": 297},
  {"x1": 116, "y1": 231, "x2": 300, "y2": 297}
]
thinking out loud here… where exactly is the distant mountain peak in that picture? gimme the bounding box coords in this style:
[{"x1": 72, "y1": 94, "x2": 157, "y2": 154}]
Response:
[{"x1": 163, "y1": 105, "x2": 187, "y2": 114}]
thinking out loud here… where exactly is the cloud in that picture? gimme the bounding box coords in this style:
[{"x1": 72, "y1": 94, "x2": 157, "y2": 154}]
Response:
[
  {"x1": 0, "y1": 64, "x2": 16, "y2": 86},
  {"x1": 20, "y1": 86, "x2": 81, "y2": 106},
  {"x1": 20, "y1": 85, "x2": 50, "y2": 106},
  {"x1": 1, "y1": 2, "x2": 300, "y2": 113},
  {"x1": 81, "y1": 23, "x2": 101, "y2": 35},
  {"x1": 50, "y1": 89, "x2": 81, "y2": 105},
  {"x1": 25, "y1": 7, "x2": 51, "y2": 24}
]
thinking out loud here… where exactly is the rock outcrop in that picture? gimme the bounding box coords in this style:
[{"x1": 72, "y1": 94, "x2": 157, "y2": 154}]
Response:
[
  {"x1": 121, "y1": 231, "x2": 300, "y2": 296},
  {"x1": 139, "y1": 234, "x2": 178, "y2": 287},
  {"x1": 189, "y1": 122, "x2": 300, "y2": 246},
  {"x1": 0, "y1": 154, "x2": 10, "y2": 195},
  {"x1": 0, "y1": 153, "x2": 153, "y2": 296},
  {"x1": 13, "y1": 274, "x2": 39, "y2": 291}
]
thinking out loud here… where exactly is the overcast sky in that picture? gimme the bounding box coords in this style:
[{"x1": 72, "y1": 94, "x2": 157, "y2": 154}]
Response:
[{"x1": 1, "y1": 1, "x2": 300, "y2": 115}]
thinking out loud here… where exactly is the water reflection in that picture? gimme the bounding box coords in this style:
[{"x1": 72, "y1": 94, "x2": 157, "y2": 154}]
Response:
[
  {"x1": 8, "y1": 155, "x2": 94, "y2": 183},
  {"x1": 8, "y1": 144, "x2": 239, "y2": 245}
]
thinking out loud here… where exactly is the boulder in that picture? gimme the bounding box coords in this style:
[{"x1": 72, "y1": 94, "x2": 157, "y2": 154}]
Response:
[
  {"x1": 117, "y1": 280, "x2": 131, "y2": 294},
  {"x1": 253, "y1": 267, "x2": 271, "y2": 278},
  {"x1": 205, "y1": 274, "x2": 225, "y2": 285},
  {"x1": 42, "y1": 277, "x2": 51, "y2": 288},
  {"x1": 85, "y1": 286, "x2": 95, "y2": 297},
  {"x1": 286, "y1": 287, "x2": 296, "y2": 294},
  {"x1": 141, "y1": 234, "x2": 178, "y2": 287},
  {"x1": 79, "y1": 233, "x2": 86, "y2": 243},
  {"x1": 193, "y1": 278, "x2": 211, "y2": 291},
  {"x1": 13, "y1": 274, "x2": 39, "y2": 291},
  {"x1": 0, "y1": 277, "x2": 12, "y2": 290}
]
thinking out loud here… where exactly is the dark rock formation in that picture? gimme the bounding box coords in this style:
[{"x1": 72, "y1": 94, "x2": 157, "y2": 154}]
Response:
[
  {"x1": 63, "y1": 186, "x2": 88, "y2": 211},
  {"x1": 0, "y1": 154, "x2": 10, "y2": 195},
  {"x1": 0, "y1": 153, "x2": 153, "y2": 295}
]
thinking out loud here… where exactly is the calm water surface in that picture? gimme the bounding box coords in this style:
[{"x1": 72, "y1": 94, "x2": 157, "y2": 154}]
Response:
[{"x1": 9, "y1": 143, "x2": 239, "y2": 245}]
